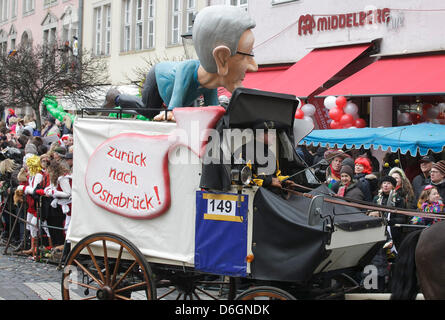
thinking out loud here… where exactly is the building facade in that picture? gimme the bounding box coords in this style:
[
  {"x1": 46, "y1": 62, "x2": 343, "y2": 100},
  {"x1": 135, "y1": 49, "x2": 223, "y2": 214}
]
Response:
[
  {"x1": 83, "y1": 0, "x2": 211, "y2": 86},
  {"x1": 0, "y1": 0, "x2": 80, "y2": 52}
]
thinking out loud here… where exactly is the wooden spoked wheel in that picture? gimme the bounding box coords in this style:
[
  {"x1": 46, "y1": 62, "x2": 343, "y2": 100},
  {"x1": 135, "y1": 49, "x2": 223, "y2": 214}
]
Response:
[
  {"x1": 235, "y1": 286, "x2": 296, "y2": 300},
  {"x1": 155, "y1": 275, "x2": 237, "y2": 300},
  {"x1": 61, "y1": 233, "x2": 156, "y2": 300}
]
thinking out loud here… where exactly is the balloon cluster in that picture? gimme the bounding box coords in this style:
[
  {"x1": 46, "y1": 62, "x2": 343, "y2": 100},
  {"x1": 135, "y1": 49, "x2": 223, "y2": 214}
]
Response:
[
  {"x1": 294, "y1": 102, "x2": 316, "y2": 125},
  {"x1": 323, "y1": 96, "x2": 367, "y2": 129},
  {"x1": 43, "y1": 96, "x2": 76, "y2": 124},
  {"x1": 398, "y1": 102, "x2": 445, "y2": 125}
]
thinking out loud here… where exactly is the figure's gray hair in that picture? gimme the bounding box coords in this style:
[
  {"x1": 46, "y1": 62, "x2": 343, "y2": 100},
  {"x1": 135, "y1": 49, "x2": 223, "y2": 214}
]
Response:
[{"x1": 193, "y1": 5, "x2": 256, "y2": 73}]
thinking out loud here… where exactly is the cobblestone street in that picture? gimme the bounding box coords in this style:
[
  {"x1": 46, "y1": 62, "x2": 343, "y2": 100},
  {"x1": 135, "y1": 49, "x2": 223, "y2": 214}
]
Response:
[{"x1": 0, "y1": 252, "x2": 62, "y2": 300}]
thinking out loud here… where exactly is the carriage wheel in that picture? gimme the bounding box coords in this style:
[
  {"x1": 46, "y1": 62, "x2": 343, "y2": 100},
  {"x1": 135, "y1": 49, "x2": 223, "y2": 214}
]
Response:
[
  {"x1": 156, "y1": 275, "x2": 237, "y2": 300},
  {"x1": 235, "y1": 286, "x2": 296, "y2": 300},
  {"x1": 61, "y1": 233, "x2": 156, "y2": 300}
]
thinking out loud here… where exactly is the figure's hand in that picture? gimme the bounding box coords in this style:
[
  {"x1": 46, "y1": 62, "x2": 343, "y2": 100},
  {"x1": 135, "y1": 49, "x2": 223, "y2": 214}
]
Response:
[
  {"x1": 283, "y1": 179, "x2": 298, "y2": 189},
  {"x1": 153, "y1": 111, "x2": 175, "y2": 122}
]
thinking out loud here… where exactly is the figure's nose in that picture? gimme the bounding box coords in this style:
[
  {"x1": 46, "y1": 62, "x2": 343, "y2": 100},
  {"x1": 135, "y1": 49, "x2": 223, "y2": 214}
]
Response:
[{"x1": 248, "y1": 58, "x2": 258, "y2": 72}]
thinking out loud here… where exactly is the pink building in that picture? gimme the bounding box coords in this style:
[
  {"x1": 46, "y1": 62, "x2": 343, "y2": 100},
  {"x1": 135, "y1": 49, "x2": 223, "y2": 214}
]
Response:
[{"x1": 0, "y1": 0, "x2": 80, "y2": 53}]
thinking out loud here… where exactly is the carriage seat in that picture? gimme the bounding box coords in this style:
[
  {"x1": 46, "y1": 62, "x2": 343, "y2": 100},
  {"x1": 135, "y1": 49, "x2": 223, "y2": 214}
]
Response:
[{"x1": 333, "y1": 212, "x2": 384, "y2": 231}]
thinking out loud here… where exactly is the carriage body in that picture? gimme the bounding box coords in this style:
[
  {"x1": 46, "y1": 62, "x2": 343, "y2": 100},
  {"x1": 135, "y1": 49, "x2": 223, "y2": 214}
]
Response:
[{"x1": 65, "y1": 88, "x2": 387, "y2": 300}]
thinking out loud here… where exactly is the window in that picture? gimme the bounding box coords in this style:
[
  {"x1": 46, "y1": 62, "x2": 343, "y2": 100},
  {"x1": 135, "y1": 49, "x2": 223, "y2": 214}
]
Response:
[
  {"x1": 123, "y1": 0, "x2": 131, "y2": 52},
  {"x1": 147, "y1": 0, "x2": 155, "y2": 49},
  {"x1": 168, "y1": 0, "x2": 196, "y2": 46},
  {"x1": 229, "y1": 0, "x2": 247, "y2": 11},
  {"x1": 44, "y1": 0, "x2": 57, "y2": 8},
  {"x1": 186, "y1": 0, "x2": 195, "y2": 32},
  {"x1": 94, "y1": 6, "x2": 102, "y2": 55},
  {"x1": 23, "y1": 0, "x2": 34, "y2": 15},
  {"x1": 0, "y1": 29, "x2": 7, "y2": 53},
  {"x1": 0, "y1": 0, "x2": 8, "y2": 22},
  {"x1": 120, "y1": 0, "x2": 156, "y2": 52},
  {"x1": 271, "y1": 0, "x2": 299, "y2": 5},
  {"x1": 11, "y1": 0, "x2": 17, "y2": 19},
  {"x1": 104, "y1": 5, "x2": 111, "y2": 55},
  {"x1": 42, "y1": 12, "x2": 58, "y2": 46},
  {"x1": 94, "y1": 3, "x2": 112, "y2": 56},
  {"x1": 135, "y1": 0, "x2": 143, "y2": 50}
]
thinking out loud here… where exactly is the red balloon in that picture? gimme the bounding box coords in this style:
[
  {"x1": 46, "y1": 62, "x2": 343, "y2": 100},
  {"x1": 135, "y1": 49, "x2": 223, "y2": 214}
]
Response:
[
  {"x1": 295, "y1": 109, "x2": 305, "y2": 119},
  {"x1": 329, "y1": 107, "x2": 344, "y2": 121},
  {"x1": 409, "y1": 112, "x2": 422, "y2": 124},
  {"x1": 336, "y1": 96, "x2": 347, "y2": 109},
  {"x1": 340, "y1": 113, "x2": 354, "y2": 126},
  {"x1": 330, "y1": 120, "x2": 342, "y2": 129},
  {"x1": 354, "y1": 118, "x2": 367, "y2": 128}
]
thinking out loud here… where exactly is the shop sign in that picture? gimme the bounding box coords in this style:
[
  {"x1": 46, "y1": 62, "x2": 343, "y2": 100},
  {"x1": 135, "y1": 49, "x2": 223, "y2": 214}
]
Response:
[{"x1": 298, "y1": 8, "x2": 391, "y2": 36}]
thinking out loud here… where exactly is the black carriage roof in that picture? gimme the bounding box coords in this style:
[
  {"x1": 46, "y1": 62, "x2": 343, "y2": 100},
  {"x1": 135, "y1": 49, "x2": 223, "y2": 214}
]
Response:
[{"x1": 225, "y1": 88, "x2": 299, "y2": 130}]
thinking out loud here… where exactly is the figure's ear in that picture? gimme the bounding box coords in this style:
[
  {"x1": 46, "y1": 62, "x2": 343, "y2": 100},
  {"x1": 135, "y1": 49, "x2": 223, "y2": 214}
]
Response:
[{"x1": 213, "y1": 46, "x2": 232, "y2": 76}]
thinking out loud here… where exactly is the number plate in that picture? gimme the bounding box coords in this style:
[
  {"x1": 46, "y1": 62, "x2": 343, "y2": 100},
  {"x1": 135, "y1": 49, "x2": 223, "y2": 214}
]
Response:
[{"x1": 201, "y1": 193, "x2": 245, "y2": 223}]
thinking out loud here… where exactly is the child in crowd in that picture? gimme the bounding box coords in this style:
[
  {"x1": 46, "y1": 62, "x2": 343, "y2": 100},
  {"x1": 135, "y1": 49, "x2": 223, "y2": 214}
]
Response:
[{"x1": 411, "y1": 185, "x2": 444, "y2": 226}]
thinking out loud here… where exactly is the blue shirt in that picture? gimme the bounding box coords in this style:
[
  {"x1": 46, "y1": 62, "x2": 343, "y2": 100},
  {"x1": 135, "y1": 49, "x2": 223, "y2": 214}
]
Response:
[{"x1": 155, "y1": 60, "x2": 219, "y2": 110}]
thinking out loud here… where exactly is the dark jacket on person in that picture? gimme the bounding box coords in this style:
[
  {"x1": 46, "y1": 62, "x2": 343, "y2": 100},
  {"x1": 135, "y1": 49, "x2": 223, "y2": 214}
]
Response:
[
  {"x1": 338, "y1": 182, "x2": 366, "y2": 201},
  {"x1": 412, "y1": 173, "x2": 430, "y2": 203},
  {"x1": 373, "y1": 190, "x2": 408, "y2": 251},
  {"x1": 431, "y1": 179, "x2": 445, "y2": 202}
]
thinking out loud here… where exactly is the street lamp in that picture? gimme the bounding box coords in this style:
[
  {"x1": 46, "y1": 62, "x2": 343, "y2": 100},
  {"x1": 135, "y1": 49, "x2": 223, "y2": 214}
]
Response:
[{"x1": 181, "y1": 30, "x2": 197, "y2": 60}]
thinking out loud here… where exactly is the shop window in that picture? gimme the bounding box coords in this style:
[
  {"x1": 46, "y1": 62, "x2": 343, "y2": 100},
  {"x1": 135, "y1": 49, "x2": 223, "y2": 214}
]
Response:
[{"x1": 396, "y1": 96, "x2": 445, "y2": 126}]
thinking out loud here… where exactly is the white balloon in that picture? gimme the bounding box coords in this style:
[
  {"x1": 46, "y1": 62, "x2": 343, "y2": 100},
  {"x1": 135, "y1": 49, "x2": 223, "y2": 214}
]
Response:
[
  {"x1": 324, "y1": 96, "x2": 337, "y2": 110},
  {"x1": 438, "y1": 103, "x2": 445, "y2": 113},
  {"x1": 301, "y1": 103, "x2": 316, "y2": 117},
  {"x1": 344, "y1": 102, "x2": 359, "y2": 115},
  {"x1": 398, "y1": 112, "x2": 410, "y2": 124},
  {"x1": 303, "y1": 116, "x2": 314, "y2": 124}
]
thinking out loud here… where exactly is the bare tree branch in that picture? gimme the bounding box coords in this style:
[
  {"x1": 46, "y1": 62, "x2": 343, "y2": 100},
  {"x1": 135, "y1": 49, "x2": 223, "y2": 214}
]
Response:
[{"x1": 0, "y1": 42, "x2": 109, "y2": 129}]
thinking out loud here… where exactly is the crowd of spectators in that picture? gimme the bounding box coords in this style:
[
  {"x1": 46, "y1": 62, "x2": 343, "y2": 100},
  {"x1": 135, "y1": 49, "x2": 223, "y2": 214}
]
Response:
[
  {"x1": 0, "y1": 110, "x2": 73, "y2": 261},
  {"x1": 297, "y1": 144, "x2": 445, "y2": 291}
]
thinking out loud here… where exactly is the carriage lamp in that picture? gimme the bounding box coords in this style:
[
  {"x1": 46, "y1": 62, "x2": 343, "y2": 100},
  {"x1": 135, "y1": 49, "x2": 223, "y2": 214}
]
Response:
[
  {"x1": 181, "y1": 30, "x2": 197, "y2": 60},
  {"x1": 231, "y1": 166, "x2": 252, "y2": 186}
]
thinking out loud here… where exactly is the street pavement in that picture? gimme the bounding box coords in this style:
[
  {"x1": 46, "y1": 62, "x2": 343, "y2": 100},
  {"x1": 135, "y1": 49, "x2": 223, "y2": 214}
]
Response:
[
  {"x1": 0, "y1": 245, "x2": 223, "y2": 300},
  {"x1": 0, "y1": 252, "x2": 62, "y2": 300}
]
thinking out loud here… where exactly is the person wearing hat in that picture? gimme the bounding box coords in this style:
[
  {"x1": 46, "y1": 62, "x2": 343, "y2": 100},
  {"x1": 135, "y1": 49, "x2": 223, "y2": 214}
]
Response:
[
  {"x1": 64, "y1": 152, "x2": 73, "y2": 170},
  {"x1": 430, "y1": 160, "x2": 445, "y2": 201},
  {"x1": 336, "y1": 165, "x2": 365, "y2": 201},
  {"x1": 412, "y1": 155, "x2": 434, "y2": 202},
  {"x1": 41, "y1": 117, "x2": 60, "y2": 138},
  {"x1": 389, "y1": 167, "x2": 416, "y2": 209},
  {"x1": 232, "y1": 120, "x2": 298, "y2": 190},
  {"x1": 371, "y1": 175, "x2": 408, "y2": 253},
  {"x1": 324, "y1": 149, "x2": 349, "y2": 190}
]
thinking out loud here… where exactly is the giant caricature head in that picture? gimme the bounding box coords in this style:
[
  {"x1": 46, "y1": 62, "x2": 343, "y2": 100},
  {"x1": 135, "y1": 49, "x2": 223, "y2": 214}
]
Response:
[{"x1": 193, "y1": 5, "x2": 258, "y2": 92}]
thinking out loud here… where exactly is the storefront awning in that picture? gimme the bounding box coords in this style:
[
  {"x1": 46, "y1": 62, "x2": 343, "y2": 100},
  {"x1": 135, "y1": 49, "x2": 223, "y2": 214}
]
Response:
[
  {"x1": 219, "y1": 66, "x2": 289, "y2": 98},
  {"x1": 318, "y1": 53, "x2": 445, "y2": 97},
  {"x1": 300, "y1": 123, "x2": 445, "y2": 156},
  {"x1": 260, "y1": 43, "x2": 372, "y2": 98}
]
